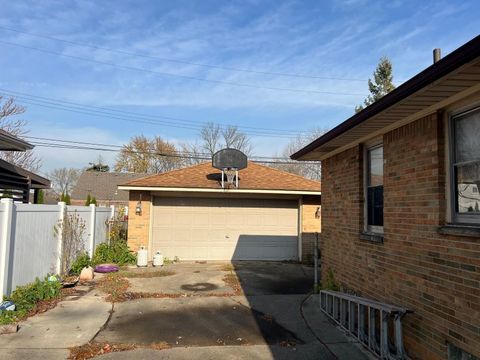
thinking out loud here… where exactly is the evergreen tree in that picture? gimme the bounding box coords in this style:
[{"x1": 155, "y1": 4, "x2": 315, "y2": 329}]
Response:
[
  {"x1": 60, "y1": 192, "x2": 71, "y2": 205},
  {"x1": 86, "y1": 155, "x2": 109, "y2": 172},
  {"x1": 355, "y1": 57, "x2": 396, "y2": 113},
  {"x1": 85, "y1": 193, "x2": 92, "y2": 206},
  {"x1": 37, "y1": 189, "x2": 44, "y2": 204},
  {"x1": 90, "y1": 196, "x2": 97, "y2": 206}
]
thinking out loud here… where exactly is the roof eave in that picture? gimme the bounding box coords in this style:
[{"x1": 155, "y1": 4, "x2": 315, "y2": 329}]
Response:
[
  {"x1": 0, "y1": 131, "x2": 34, "y2": 151},
  {"x1": 118, "y1": 185, "x2": 321, "y2": 196}
]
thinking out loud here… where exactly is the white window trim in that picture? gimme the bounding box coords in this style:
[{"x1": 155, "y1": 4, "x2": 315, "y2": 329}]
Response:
[
  {"x1": 448, "y1": 104, "x2": 480, "y2": 226},
  {"x1": 363, "y1": 139, "x2": 384, "y2": 234}
]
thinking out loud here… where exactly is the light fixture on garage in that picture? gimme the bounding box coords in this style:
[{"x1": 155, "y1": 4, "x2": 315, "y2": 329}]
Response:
[
  {"x1": 135, "y1": 194, "x2": 142, "y2": 215},
  {"x1": 315, "y1": 207, "x2": 321, "y2": 219}
]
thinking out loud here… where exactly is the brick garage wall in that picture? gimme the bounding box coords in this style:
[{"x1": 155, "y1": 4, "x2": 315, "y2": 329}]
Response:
[
  {"x1": 321, "y1": 113, "x2": 480, "y2": 359},
  {"x1": 301, "y1": 195, "x2": 321, "y2": 263},
  {"x1": 127, "y1": 190, "x2": 151, "y2": 252}
]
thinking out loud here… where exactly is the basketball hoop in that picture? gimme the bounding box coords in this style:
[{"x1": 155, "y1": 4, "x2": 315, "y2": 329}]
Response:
[{"x1": 212, "y1": 148, "x2": 247, "y2": 189}]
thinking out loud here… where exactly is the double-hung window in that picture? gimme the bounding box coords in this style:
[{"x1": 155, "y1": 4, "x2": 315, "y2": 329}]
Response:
[
  {"x1": 451, "y1": 106, "x2": 480, "y2": 224},
  {"x1": 366, "y1": 145, "x2": 384, "y2": 233}
]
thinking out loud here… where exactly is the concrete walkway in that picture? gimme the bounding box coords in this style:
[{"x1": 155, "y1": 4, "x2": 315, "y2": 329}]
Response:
[{"x1": 0, "y1": 286, "x2": 111, "y2": 360}]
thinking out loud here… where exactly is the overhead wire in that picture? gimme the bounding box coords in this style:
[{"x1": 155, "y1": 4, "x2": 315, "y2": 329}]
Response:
[
  {"x1": 0, "y1": 40, "x2": 366, "y2": 97},
  {"x1": 1, "y1": 88, "x2": 308, "y2": 138},
  {"x1": 27, "y1": 138, "x2": 318, "y2": 165},
  {"x1": 0, "y1": 25, "x2": 367, "y2": 82}
]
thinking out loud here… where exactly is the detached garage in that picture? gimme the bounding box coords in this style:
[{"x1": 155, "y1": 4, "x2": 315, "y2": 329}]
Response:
[{"x1": 119, "y1": 159, "x2": 321, "y2": 262}]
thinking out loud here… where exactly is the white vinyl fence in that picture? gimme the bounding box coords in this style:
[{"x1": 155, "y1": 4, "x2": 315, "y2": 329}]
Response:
[{"x1": 0, "y1": 199, "x2": 114, "y2": 300}]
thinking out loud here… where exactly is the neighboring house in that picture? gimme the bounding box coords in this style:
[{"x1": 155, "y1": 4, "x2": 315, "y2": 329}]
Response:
[
  {"x1": 118, "y1": 161, "x2": 321, "y2": 262},
  {"x1": 292, "y1": 36, "x2": 480, "y2": 359},
  {"x1": 0, "y1": 129, "x2": 50, "y2": 203},
  {"x1": 71, "y1": 171, "x2": 144, "y2": 207}
]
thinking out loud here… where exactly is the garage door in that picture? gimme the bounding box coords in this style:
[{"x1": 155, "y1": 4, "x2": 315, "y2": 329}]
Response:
[{"x1": 152, "y1": 197, "x2": 298, "y2": 260}]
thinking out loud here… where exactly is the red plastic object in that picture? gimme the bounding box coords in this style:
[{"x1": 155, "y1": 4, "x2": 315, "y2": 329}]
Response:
[{"x1": 94, "y1": 264, "x2": 119, "y2": 273}]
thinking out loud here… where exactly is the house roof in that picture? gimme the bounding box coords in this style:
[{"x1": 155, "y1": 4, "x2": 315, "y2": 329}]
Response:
[
  {"x1": 119, "y1": 162, "x2": 321, "y2": 194},
  {"x1": 291, "y1": 34, "x2": 480, "y2": 161},
  {"x1": 0, "y1": 129, "x2": 34, "y2": 151},
  {"x1": 71, "y1": 172, "x2": 145, "y2": 201},
  {"x1": 0, "y1": 158, "x2": 50, "y2": 189}
]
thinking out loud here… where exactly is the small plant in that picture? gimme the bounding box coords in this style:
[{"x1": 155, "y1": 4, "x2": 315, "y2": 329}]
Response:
[
  {"x1": 70, "y1": 253, "x2": 92, "y2": 275},
  {"x1": 324, "y1": 268, "x2": 340, "y2": 291},
  {"x1": 92, "y1": 242, "x2": 136, "y2": 266},
  {"x1": 55, "y1": 211, "x2": 87, "y2": 276}
]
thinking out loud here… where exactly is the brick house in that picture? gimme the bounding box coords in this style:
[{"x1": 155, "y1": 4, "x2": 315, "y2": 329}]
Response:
[
  {"x1": 292, "y1": 36, "x2": 480, "y2": 359},
  {"x1": 118, "y1": 161, "x2": 321, "y2": 262}
]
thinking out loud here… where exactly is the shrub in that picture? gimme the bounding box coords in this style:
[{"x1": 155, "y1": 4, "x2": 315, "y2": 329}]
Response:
[
  {"x1": 70, "y1": 253, "x2": 92, "y2": 275},
  {"x1": 1, "y1": 276, "x2": 62, "y2": 324},
  {"x1": 92, "y1": 242, "x2": 136, "y2": 266}
]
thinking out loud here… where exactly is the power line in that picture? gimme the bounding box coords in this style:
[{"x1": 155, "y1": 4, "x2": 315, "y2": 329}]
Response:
[
  {"x1": 31, "y1": 142, "x2": 314, "y2": 165},
  {"x1": 0, "y1": 25, "x2": 366, "y2": 82},
  {"x1": 24, "y1": 136, "x2": 298, "y2": 160},
  {"x1": 0, "y1": 40, "x2": 366, "y2": 97},
  {"x1": 27, "y1": 138, "x2": 318, "y2": 165},
  {"x1": 1, "y1": 88, "x2": 307, "y2": 138}
]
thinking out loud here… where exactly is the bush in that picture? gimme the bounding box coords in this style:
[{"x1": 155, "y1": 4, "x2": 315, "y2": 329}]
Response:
[
  {"x1": 70, "y1": 253, "x2": 92, "y2": 275},
  {"x1": 92, "y1": 242, "x2": 136, "y2": 266},
  {"x1": 1, "y1": 276, "x2": 62, "y2": 324}
]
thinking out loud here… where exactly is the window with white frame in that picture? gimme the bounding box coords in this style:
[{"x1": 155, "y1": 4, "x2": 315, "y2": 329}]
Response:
[
  {"x1": 451, "y1": 106, "x2": 480, "y2": 224},
  {"x1": 366, "y1": 145, "x2": 384, "y2": 232}
]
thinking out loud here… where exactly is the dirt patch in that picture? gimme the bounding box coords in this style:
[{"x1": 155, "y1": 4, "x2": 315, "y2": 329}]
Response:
[
  {"x1": 222, "y1": 273, "x2": 242, "y2": 295},
  {"x1": 121, "y1": 270, "x2": 175, "y2": 278},
  {"x1": 219, "y1": 264, "x2": 234, "y2": 272},
  {"x1": 97, "y1": 274, "x2": 130, "y2": 302},
  {"x1": 108, "y1": 291, "x2": 237, "y2": 302},
  {"x1": 69, "y1": 341, "x2": 170, "y2": 360}
]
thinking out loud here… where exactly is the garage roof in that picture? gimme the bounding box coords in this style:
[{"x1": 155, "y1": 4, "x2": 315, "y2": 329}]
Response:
[
  {"x1": 118, "y1": 161, "x2": 320, "y2": 194},
  {"x1": 291, "y1": 34, "x2": 480, "y2": 161}
]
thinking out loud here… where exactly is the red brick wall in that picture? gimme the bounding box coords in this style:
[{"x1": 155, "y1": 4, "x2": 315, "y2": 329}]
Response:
[{"x1": 321, "y1": 112, "x2": 480, "y2": 359}]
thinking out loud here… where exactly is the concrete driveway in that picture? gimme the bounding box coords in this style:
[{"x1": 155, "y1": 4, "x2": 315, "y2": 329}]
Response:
[
  {"x1": 0, "y1": 262, "x2": 372, "y2": 359},
  {"x1": 95, "y1": 261, "x2": 371, "y2": 359}
]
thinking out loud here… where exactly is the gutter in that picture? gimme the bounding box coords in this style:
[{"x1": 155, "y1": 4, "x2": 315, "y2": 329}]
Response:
[{"x1": 118, "y1": 185, "x2": 321, "y2": 196}]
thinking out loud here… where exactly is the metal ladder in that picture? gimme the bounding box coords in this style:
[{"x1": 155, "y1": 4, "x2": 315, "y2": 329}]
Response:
[{"x1": 320, "y1": 290, "x2": 411, "y2": 359}]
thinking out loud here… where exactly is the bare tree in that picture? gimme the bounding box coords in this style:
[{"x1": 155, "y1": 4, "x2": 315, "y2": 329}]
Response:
[
  {"x1": 200, "y1": 122, "x2": 252, "y2": 156},
  {"x1": 114, "y1": 135, "x2": 181, "y2": 173},
  {"x1": 269, "y1": 128, "x2": 326, "y2": 181},
  {"x1": 47, "y1": 167, "x2": 81, "y2": 195},
  {"x1": 179, "y1": 141, "x2": 205, "y2": 166},
  {"x1": 0, "y1": 96, "x2": 41, "y2": 171}
]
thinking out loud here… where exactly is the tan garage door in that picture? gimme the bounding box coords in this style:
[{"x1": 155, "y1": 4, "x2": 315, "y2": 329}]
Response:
[{"x1": 152, "y1": 197, "x2": 298, "y2": 261}]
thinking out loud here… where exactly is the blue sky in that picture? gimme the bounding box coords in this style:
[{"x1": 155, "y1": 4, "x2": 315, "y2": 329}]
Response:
[{"x1": 0, "y1": 0, "x2": 479, "y2": 172}]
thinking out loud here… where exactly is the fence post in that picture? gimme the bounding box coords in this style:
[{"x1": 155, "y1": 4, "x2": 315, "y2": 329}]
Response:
[
  {"x1": 57, "y1": 202, "x2": 66, "y2": 275},
  {"x1": 89, "y1": 204, "x2": 96, "y2": 257},
  {"x1": 0, "y1": 198, "x2": 14, "y2": 302}
]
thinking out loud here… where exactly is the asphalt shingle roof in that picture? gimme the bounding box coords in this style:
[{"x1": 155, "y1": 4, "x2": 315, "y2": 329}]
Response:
[
  {"x1": 121, "y1": 162, "x2": 321, "y2": 192},
  {"x1": 71, "y1": 172, "x2": 144, "y2": 201}
]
